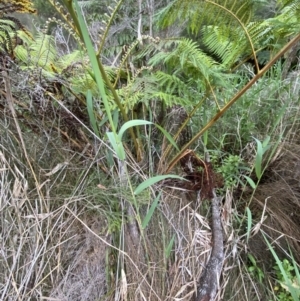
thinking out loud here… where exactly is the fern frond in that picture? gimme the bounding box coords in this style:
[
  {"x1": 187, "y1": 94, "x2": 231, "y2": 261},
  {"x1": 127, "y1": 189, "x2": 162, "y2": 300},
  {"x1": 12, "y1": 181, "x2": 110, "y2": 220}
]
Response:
[
  {"x1": 14, "y1": 33, "x2": 60, "y2": 81},
  {"x1": 149, "y1": 38, "x2": 220, "y2": 81},
  {"x1": 156, "y1": 0, "x2": 255, "y2": 35},
  {"x1": 68, "y1": 64, "x2": 117, "y2": 96},
  {"x1": 14, "y1": 30, "x2": 117, "y2": 97},
  {"x1": 29, "y1": 34, "x2": 57, "y2": 70},
  {"x1": 154, "y1": 92, "x2": 191, "y2": 107},
  {"x1": 247, "y1": 22, "x2": 273, "y2": 46},
  {"x1": 155, "y1": 71, "x2": 189, "y2": 96},
  {"x1": 201, "y1": 20, "x2": 273, "y2": 67},
  {"x1": 114, "y1": 35, "x2": 159, "y2": 86},
  {"x1": 201, "y1": 25, "x2": 241, "y2": 67},
  {"x1": 70, "y1": 71, "x2": 99, "y2": 95},
  {"x1": 154, "y1": 71, "x2": 205, "y2": 103},
  {"x1": 57, "y1": 50, "x2": 85, "y2": 70},
  {"x1": 15, "y1": 33, "x2": 59, "y2": 73},
  {"x1": 115, "y1": 63, "x2": 204, "y2": 111},
  {"x1": 278, "y1": 0, "x2": 300, "y2": 16},
  {"x1": 157, "y1": 0, "x2": 300, "y2": 68},
  {"x1": 155, "y1": 0, "x2": 267, "y2": 70},
  {"x1": 0, "y1": 16, "x2": 31, "y2": 55},
  {"x1": 14, "y1": 43, "x2": 28, "y2": 62},
  {"x1": 0, "y1": 20, "x2": 15, "y2": 54},
  {"x1": 269, "y1": 0, "x2": 300, "y2": 36},
  {"x1": 113, "y1": 71, "x2": 158, "y2": 111}
]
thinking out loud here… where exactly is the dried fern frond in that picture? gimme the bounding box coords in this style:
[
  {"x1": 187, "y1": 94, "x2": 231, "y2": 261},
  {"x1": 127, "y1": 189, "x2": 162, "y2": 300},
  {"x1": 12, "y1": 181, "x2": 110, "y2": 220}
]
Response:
[{"x1": 0, "y1": 0, "x2": 36, "y2": 15}]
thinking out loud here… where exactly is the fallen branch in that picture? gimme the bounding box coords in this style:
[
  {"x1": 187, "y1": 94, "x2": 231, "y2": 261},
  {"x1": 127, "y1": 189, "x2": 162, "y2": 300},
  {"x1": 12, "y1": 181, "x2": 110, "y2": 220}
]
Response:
[{"x1": 195, "y1": 191, "x2": 224, "y2": 301}]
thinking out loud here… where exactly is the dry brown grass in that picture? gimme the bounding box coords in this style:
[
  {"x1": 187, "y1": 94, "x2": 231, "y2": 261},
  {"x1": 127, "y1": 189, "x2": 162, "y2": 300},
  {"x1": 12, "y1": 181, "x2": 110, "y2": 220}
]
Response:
[
  {"x1": 1, "y1": 139, "x2": 299, "y2": 301},
  {"x1": 0, "y1": 109, "x2": 216, "y2": 301},
  {"x1": 249, "y1": 143, "x2": 300, "y2": 262},
  {"x1": 121, "y1": 190, "x2": 214, "y2": 301}
]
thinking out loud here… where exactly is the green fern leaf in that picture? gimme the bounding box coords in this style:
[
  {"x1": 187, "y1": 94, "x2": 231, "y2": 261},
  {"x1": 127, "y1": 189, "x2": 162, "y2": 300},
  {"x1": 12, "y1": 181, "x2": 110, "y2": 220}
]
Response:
[
  {"x1": 154, "y1": 92, "x2": 190, "y2": 107},
  {"x1": 29, "y1": 34, "x2": 57, "y2": 70},
  {"x1": 149, "y1": 38, "x2": 220, "y2": 81}
]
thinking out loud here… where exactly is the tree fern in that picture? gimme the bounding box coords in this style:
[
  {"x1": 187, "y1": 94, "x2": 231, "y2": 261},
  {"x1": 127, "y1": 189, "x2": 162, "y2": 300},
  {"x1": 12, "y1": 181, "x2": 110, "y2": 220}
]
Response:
[
  {"x1": 156, "y1": 0, "x2": 255, "y2": 35},
  {"x1": 155, "y1": 0, "x2": 297, "y2": 71}
]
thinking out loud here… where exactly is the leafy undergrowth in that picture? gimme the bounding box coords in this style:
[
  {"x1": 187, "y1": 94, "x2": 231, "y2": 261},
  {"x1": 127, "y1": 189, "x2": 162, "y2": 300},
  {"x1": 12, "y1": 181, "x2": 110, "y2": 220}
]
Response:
[
  {"x1": 2, "y1": 0, "x2": 300, "y2": 300},
  {"x1": 1, "y1": 63, "x2": 300, "y2": 301}
]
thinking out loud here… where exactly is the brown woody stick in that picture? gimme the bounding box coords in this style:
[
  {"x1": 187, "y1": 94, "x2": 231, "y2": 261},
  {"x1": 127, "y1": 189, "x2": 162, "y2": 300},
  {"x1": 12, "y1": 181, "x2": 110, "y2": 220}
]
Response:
[{"x1": 195, "y1": 191, "x2": 223, "y2": 301}]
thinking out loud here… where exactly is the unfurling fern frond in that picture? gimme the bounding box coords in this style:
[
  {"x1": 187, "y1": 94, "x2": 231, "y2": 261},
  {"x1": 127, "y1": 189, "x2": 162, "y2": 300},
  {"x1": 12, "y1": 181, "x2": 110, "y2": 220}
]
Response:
[
  {"x1": 97, "y1": 0, "x2": 124, "y2": 54},
  {"x1": 47, "y1": 0, "x2": 78, "y2": 35}
]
